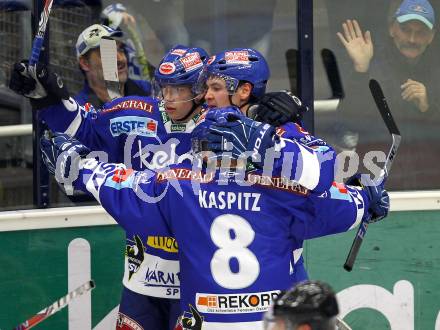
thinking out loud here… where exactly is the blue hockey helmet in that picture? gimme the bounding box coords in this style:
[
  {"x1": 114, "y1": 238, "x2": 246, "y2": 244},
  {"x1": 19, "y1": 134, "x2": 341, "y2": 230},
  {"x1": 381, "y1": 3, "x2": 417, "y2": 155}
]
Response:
[
  {"x1": 154, "y1": 45, "x2": 209, "y2": 95},
  {"x1": 206, "y1": 48, "x2": 270, "y2": 99}
]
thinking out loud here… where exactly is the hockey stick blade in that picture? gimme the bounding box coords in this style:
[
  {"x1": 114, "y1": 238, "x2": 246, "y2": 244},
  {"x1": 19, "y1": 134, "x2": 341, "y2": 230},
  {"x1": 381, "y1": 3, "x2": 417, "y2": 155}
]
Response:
[
  {"x1": 343, "y1": 80, "x2": 401, "y2": 272},
  {"x1": 321, "y1": 48, "x2": 344, "y2": 99},
  {"x1": 13, "y1": 280, "x2": 95, "y2": 330},
  {"x1": 369, "y1": 79, "x2": 400, "y2": 136},
  {"x1": 100, "y1": 36, "x2": 122, "y2": 100},
  {"x1": 369, "y1": 79, "x2": 401, "y2": 178}
]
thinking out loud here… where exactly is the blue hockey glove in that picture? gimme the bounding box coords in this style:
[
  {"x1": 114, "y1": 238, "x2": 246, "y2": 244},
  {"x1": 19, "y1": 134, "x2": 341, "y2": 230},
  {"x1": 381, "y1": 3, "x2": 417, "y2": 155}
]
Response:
[
  {"x1": 40, "y1": 132, "x2": 90, "y2": 181},
  {"x1": 346, "y1": 173, "x2": 390, "y2": 223},
  {"x1": 202, "y1": 108, "x2": 278, "y2": 167}
]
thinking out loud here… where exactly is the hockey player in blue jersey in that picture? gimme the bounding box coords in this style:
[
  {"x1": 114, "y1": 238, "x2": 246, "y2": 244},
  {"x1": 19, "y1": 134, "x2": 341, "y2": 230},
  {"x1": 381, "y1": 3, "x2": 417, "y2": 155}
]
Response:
[
  {"x1": 40, "y1": 107, "x2": 389, "y2": 330},
  {"x1": 12, "y1": 44, "x2": 211, "y2": 330},
  {"x1": 10, "y1": 45, "x2": 340, "y2": 330},
  {"x1": 202, "y1": 48, "x2": 335, "y2": 193},
  {"x1": 9, "y1": 24, "x2": 152, "y2": 111},
  {"x1": 201, "y1": 48, "x2": 338, "y2": 282}
]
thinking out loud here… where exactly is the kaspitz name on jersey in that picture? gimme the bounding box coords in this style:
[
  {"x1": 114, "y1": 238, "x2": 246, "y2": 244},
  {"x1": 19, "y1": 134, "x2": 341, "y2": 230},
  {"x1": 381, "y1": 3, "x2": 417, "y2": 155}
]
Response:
[{"x1": 198, "y1": 190, "x2": 261, "y2": 211}]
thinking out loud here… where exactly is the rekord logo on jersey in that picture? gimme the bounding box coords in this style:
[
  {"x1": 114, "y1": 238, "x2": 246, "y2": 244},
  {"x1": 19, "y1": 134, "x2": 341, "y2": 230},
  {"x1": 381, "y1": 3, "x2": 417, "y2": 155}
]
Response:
[
  {"x1": 175, "y1": 305, "x2": 204, "y2": 330},
  {"x1": 225, "y1": 50, "x2": 250, "y2": 64},
  {"x1": 180, "y1": 52, "x2": 203, "y2": 72},
  {"x1": 196, "y1": 290, "x2": 279, "y2": 314},
  {"x1": 110, "y1": 116, "x2": 157, "y2": 137},
  {"x1": 126, "y1": 235, "x2": 145, "y2": 280},
  {"x1": 159, "y1": 62, "x2": 176, "y2": 75}
]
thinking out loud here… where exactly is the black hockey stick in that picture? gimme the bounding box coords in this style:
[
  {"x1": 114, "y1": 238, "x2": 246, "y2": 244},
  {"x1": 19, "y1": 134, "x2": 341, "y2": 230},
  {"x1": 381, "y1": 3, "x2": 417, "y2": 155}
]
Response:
[
  {"x1": 284, "y1": 48, "x2": 298, "y2": 95},
  {"x1": 343, "y1": 79, "x2": 401, "y2": 271},
  {"x1": 321, "y1": 48, "x2": 344, "y2": 99},
  {"x1": 285, "y1": 48, "x2": 345, "y2": 99},
  {"x1": 13, "y1": 280, "x2": 95, "y2": 330}
]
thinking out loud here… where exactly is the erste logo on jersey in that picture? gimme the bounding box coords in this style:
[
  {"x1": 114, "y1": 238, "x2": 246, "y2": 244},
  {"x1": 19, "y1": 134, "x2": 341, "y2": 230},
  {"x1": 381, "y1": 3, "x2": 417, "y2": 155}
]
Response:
[
  {"x1": 110, "y1": 116, "x2": 158, "y2": 137},
  {"x1": 159, "y1": 62, "x2": 176, "y2": 75},
  {"x1": 329, "y1": 182, "x2": 352, "y2": 201},
  {"x1": 196, "y1": 290, "x2": 279, "y2": 314},
  {"x1": 180, "y1": 52, "x2": 203, "y2": 72},
  {"x1": 225, "y1": 51, "x2": 250, "y2": 64}
]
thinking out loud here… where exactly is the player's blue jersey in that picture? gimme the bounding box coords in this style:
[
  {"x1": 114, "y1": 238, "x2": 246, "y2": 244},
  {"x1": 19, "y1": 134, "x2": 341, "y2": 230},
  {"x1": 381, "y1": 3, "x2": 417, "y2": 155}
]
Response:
[
  {"x1": 38, "y1": 96, "x2": 200, "y2": 170},
  {"x1": 38, "y1": 96, "x2": 202, "y2": 299},
  {"x1": 38, "y1": 99, "x2": 337, "y2": 302},
  {"x1": 75, "y1": 159, "x2": 369, "y2": 329},
  {"x1": 273, "y1": 122, "x2": 335, "y2": 193}
]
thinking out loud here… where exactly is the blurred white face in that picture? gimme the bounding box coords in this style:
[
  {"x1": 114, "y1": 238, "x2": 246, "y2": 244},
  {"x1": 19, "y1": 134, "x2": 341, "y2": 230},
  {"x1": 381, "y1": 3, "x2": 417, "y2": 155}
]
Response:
[
  {"x1": 389, "y1": 20, "x2": 434, "y2": 59},
  {"x1": 204, "y1": 77, "x2": 233, "y2": 108},
  {"x1": 81, "y1": 41, "x2": 128, "y2": 85},
  {"x1": 161, "y1": 85, "x2": 195, "y2": 122}
]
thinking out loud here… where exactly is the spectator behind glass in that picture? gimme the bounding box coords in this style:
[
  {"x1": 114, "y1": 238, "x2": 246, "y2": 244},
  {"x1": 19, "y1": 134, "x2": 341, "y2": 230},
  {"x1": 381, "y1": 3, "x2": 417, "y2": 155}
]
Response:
[
  {"x1": 100, "y1": 3, "x2": 156, "y2": 81},
  {"x1": 75, "y1": 24, "x2": 151, "y2": 108},
  {"x1": 334, "y1": 0, "x2": 440, "y2": 190}
]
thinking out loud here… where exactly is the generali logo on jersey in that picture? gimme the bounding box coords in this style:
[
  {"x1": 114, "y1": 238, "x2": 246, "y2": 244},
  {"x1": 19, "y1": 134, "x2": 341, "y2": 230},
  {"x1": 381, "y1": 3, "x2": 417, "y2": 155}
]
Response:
[
  {"x1": 156, "y1": 168, "x2": 214, "y2": 183},
  {"x1": 102, "y1": 100, "x2": 153, "y2": 113},
  {"x1": 180, "y1": 52, "x2": 203, "y2": 72},
  {"x1": 196, "y1": 291, "x2": 279, "y2": 314},
  {"x1": 246, "y1": 174, "x2": 309, "y2": 196},
  {"x1": 225, "y1": 51, "x2": 250, "y2": 64}
]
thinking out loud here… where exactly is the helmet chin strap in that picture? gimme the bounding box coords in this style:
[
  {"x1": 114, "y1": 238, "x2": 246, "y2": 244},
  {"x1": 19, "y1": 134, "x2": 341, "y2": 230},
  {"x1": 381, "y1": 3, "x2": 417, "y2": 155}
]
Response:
[
  {"x1": 228, "y1": 95, "x2": 249, "y2": 113},
  {"x1": 164, "y1": 93, "x2": 203, "y2": 123},
  {"x1": 173, "y1": 100, "x2": 201, "y2": 122}
]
